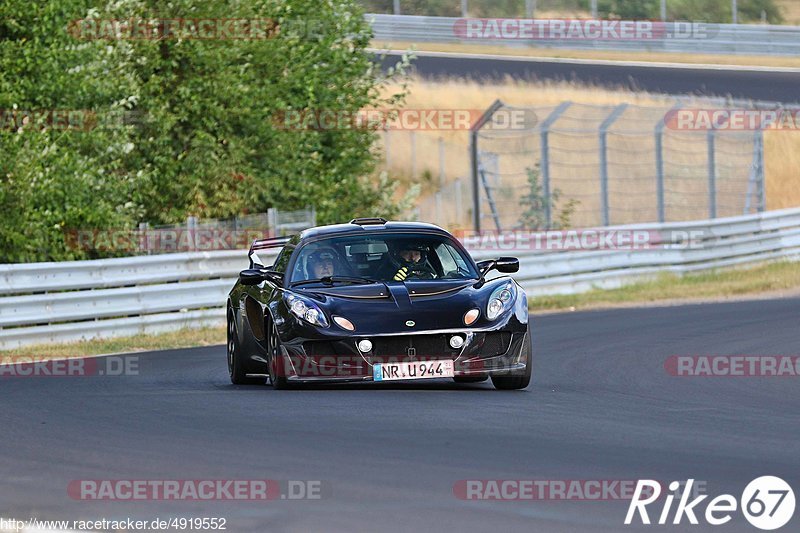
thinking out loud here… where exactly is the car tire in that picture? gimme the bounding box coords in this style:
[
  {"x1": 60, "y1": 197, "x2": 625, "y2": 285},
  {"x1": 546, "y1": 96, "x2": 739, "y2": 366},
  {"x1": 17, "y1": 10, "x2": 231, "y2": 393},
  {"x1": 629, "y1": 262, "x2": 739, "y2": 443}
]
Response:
[
  {"x1": 267, "y1": 318, "x2": 291, "y2": 390},
  {"x1": 453, "y1": 375, "x2": 488, "y2": 383},
  {"x1": 228, "y1": 309, "x2": 265, "y2": 385},
  {"x1": 491, "y1": 327, "x2": 532, "y2": 391}
]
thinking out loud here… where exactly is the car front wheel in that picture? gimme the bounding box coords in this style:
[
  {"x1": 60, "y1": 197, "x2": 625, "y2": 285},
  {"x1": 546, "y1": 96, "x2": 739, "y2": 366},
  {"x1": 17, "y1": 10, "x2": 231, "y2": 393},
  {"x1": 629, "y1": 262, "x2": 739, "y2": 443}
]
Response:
[
  {"x1": 491, "y1": 328, "x2": 532, "y2": 390},
  {"x1": 267, "y1": 318, "x2": 291, "y2": 390}
]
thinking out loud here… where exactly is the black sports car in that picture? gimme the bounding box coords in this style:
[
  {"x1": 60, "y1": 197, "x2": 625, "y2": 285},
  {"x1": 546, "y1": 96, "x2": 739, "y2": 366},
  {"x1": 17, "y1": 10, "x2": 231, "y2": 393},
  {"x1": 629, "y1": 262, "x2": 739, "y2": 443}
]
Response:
[{"x1": 227, "y1": 218, "x2": 531, "y2": 390}]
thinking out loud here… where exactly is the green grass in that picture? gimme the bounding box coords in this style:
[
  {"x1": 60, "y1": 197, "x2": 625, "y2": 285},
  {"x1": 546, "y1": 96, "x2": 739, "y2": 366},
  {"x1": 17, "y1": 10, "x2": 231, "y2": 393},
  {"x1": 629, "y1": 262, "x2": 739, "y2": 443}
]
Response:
[
  {"x1": 1, "y1": 326, "x2": 225, "y2": 359},
  {"x1": 531, "y1": 261, "x2": 800, "y2": 312}
]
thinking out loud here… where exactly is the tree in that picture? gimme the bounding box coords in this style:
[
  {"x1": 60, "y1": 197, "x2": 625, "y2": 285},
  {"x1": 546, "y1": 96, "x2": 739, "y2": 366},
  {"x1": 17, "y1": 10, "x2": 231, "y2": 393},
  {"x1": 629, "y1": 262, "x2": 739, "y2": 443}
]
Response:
[
  {"x1": 0, "y1": 0, "x2": 411, "y2": 262},
  {"x1": 0, "y1": 0, "x2": 144, "y2": 262},
  {"x1": 518, "y1": 165, "x2": 578, "y2": 230}
]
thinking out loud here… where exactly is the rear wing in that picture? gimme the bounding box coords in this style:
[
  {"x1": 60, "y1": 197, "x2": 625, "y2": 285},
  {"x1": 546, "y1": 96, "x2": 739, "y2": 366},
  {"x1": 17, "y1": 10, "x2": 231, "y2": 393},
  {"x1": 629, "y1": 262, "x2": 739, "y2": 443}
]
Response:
[{"x1": 248, "y1": 236, "x2": 293, "y2": 268}]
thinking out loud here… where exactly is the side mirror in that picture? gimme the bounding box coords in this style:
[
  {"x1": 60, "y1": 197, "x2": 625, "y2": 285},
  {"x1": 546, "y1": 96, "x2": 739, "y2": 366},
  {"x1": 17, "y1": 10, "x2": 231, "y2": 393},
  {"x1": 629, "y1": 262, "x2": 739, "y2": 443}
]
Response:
[
  {"x1": 476, "y1": 259, "x2": 494, "y2": 275},
  {"x1": 239, "y1": 269, "x2": 267, "y2": 286},
  {"x1": 476, "y1": 257, "x2": 520, "y2": 277},
  {"x1": 495, "y1": 257, "x2": 519, "y2": 273}
]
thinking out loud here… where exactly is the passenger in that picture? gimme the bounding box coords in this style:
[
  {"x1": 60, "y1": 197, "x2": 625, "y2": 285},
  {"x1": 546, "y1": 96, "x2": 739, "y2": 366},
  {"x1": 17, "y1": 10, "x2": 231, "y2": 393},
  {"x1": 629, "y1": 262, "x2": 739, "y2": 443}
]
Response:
[{"x1": 306, "y1": 248, "x2": 338, "y2": 278}]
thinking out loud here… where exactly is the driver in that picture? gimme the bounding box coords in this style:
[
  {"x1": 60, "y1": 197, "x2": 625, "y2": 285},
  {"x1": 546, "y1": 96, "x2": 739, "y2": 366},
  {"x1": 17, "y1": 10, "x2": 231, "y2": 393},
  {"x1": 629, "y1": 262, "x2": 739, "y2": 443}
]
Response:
[
  {"x1": 306, "y1": 248, "x2": 338, "y2": 278},
  {"x1": 389, "y1": 242, "x2": 436, "y2": 281}
]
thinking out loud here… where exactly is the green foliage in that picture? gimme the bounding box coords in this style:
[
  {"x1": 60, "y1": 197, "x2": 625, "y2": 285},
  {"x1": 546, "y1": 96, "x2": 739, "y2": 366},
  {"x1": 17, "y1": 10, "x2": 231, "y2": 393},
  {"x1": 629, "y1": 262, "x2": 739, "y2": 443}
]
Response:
[
  {"x1": 0, "y1": 0, "x2": 144, "y2": 262},
  {"x1": 518, "y1": 165, "x2": 577, "y2": 230},
  {"x1": 0, "y1": 0, "x2": 410, "y2": 262}
]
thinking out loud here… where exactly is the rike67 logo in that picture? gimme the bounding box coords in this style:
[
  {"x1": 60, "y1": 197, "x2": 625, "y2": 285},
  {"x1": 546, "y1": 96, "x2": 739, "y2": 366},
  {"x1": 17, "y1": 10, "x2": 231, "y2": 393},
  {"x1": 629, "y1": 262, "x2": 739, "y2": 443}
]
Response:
[{"x1": 625, "y1": 477, "x2": 795, "y2": 530}]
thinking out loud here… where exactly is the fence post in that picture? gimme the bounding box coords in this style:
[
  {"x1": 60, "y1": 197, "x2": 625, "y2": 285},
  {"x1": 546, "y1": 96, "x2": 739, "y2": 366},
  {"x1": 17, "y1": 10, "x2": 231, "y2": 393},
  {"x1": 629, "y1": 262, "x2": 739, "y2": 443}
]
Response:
[
  {"x1": 470, "y1": 99, "x2": 504, "y2": 232},
  {"x1": 461, "y1": 0, "x2": 468, "y2": 17},
  {"x1": 598, "y1": 104, "x2": 629, "y2": 227},
  {"x1": 660, "y1": 0, "x2": 667, "y2": 20},
  {"x1": 526, "y1": 0, "x2": 536, "y2": 18},
  {"x1": 707, "y1": 128, "x2": 717, "y2": 219},
  {"x1": 591, "y1": 0, "x2": 598, "y2": 18},
  {"x1": 384, "y1": 130, "x2": 391, "y2": 170},
  {"x1": 756, "y1": 131, "x2": 766, "y2": 212},
  {"x1": 454, "y1": 178, "x2": 463, "y2": 222},
  {"x1": 139, "y1": 222, "x2": 150, "y2": 255},
  {"x1": 539, "y1": 101, "x2": 572, "y2": 229},
  {"x1": 479, "y1": 163, "x2": 502, "y2": 231},
  {"x1": 393, "y1": 0, "x2": 400, "y2": 15},
  {"x1": 655, "y1": 126, "x2": 666, "y2": 223},
  {"x1": 186, "y1": 216, "x2": 197, "y2": 252},
  {"x1": 267, "y1": 207, "x2": 277, "y2": 237},
  {"x1": 410, "y1": 131, "x2": 417, "y2": 180},
  {"x1": 438, "y1": 137, "x2": 446, "y2": 187},
  {"x1": 654, "y1": 104, "x2": 680, "y2": 223}
]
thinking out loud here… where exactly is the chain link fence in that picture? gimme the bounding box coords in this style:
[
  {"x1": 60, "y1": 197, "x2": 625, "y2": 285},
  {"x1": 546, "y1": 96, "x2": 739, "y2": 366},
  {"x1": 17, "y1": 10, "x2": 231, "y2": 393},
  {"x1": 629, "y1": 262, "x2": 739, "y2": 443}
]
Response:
[
  {"x1": 470, "y1": 100, "x2": 766, "y2": 230},
  {"x1": 130, "y1": 207, "x2": 316, "y2": 255}
]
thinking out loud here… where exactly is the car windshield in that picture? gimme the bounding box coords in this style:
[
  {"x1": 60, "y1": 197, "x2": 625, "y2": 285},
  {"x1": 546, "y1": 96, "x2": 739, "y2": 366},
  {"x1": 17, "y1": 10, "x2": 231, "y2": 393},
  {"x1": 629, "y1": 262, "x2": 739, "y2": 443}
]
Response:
[{"x1": 289, "y1": 233, "x2": 478, "y2": 284}]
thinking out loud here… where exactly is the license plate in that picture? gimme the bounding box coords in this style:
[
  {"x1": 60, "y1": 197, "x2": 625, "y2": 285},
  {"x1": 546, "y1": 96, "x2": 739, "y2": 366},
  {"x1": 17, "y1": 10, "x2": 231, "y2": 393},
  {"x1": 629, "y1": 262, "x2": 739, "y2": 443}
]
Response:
[{"x1": 373, "y1": 360, "x2": 455, "y2": 381}]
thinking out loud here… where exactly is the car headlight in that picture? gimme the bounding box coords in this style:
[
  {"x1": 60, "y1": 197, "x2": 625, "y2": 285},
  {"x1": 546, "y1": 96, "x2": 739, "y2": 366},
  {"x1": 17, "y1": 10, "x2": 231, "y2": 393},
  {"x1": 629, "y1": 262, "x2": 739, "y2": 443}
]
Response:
[
  {"x1": 285, "y1": 292, "x2": 329, "y2": 328},
  {"x1": 486, "y1": 282, "x2": 515, "y2": 321}
]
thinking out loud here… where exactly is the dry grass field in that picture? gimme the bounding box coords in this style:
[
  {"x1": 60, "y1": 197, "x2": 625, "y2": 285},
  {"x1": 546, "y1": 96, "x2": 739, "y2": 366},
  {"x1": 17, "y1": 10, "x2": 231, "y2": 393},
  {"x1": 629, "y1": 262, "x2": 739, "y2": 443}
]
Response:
[{"x1": 777, "y1": 0, "x2": 800, "y2": 25}]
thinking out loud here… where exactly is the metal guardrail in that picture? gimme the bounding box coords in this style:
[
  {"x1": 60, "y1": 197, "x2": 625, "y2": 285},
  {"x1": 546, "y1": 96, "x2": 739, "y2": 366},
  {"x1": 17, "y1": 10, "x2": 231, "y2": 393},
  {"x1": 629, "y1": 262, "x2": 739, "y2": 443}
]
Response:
[
  {"x1": 368, "y1": 14, "x2": 800, "y2": 56},
  {"x1": 2, "y1": 208, "x2": 800, "y2": 349}
]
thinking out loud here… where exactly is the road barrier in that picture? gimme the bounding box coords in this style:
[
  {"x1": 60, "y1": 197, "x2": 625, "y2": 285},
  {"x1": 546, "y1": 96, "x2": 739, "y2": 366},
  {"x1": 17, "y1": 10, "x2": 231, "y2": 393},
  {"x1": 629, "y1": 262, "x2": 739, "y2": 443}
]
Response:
[
  {"x1": 368, "y1": 14, "x2": 800, "y2": 56},
  {"x1": 2, "y1": 207, "x2": 800, "y2": 348}
]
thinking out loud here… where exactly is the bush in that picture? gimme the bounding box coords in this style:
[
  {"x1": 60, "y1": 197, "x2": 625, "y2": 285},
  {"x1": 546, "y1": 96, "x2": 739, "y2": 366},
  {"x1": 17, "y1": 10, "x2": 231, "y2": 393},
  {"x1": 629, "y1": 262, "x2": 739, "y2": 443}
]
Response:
[{"x1": 0, "y1": 0, "x2": 410, "y2": 262}]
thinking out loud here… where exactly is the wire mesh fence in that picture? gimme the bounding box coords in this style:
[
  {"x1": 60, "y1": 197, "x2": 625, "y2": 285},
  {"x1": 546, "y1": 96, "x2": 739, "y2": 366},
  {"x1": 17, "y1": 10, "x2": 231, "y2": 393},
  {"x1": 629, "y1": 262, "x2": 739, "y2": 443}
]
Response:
[
  {"x1": 131, "y1": 207, "x2": 316, "y2": 255},
  {"x1": 471, "y1": 100, "x2": 765, "y2": 230}
]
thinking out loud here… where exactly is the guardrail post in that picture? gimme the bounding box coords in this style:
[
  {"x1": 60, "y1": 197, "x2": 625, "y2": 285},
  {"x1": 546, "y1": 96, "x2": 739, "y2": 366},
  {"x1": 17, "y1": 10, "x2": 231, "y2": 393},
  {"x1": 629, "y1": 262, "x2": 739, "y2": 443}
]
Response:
[
  {"x1": 707, "y1": 128, "x2": 717, "y2": 219},
  {"x1": 539, "y1": 101, "x2": 572, "y2": 230},
  {"x1": 599, "y1": 104, "x2": 628, "y2": 227},
  {"x1": 470, "y1": 99, "x2": 504, "y2": 232}
]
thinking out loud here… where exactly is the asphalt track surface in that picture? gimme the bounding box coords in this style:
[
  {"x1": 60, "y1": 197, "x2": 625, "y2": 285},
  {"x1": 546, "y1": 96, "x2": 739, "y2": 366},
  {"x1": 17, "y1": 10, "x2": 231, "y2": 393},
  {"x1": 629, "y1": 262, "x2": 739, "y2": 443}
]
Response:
[
  {"x1": 3, "y1": 297, "x2": 799, "y2": 532},
  {"x1": 379, "y1": 52, "x2": 800, "y2": 104}
]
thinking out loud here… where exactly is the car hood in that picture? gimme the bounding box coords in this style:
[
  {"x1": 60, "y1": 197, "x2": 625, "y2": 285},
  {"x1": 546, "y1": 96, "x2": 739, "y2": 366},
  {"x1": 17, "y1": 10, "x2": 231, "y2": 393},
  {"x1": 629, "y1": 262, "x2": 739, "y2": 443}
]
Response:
[{"x1": 294, "y1": 279, "x2": 509, "y2": 334}]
